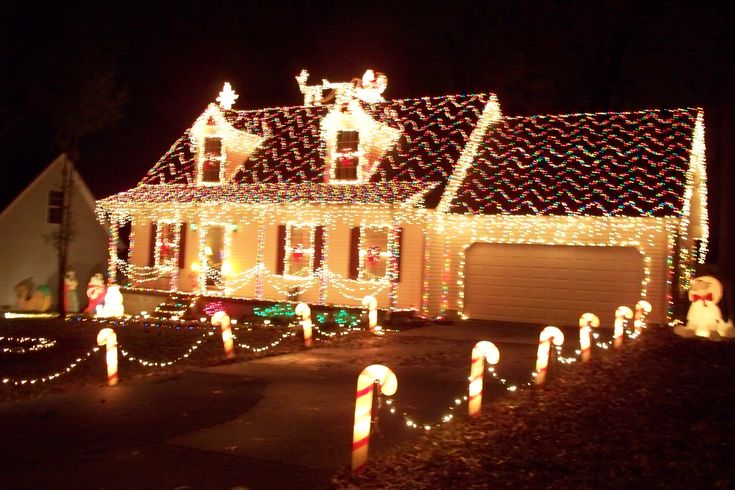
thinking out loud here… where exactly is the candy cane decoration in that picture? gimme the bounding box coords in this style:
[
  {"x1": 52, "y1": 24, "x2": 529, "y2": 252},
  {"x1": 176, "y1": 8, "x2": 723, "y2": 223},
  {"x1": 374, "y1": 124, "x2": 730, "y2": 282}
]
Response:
[
  {"x1": 614, "y1": 306, "x2": 634, "y2": 348},
  {"x1": 535, "y1": 326, "x2": 564, "y2": 387},
  {"x1": 96, "y1": 328, "x2": 118, "y2": 386},
  {"x1": 578, "y1": 313, "x2": 600, "y2": 363},
  {"x1": 351, "y1": 364, "x2": 398, "y2": 473},
  {"x1": 212, "y1": 311, "x2": 235, "y2": 359},
  {"x1": 468, "y1": 341, "x2": 500, "y2": 417},
  {"x1": 634, "y1": 300, "x2": 652, "y2": 334},
  {"x1": 362, "y1": 295, "x2": 381, "y2": 334},
  {"x1": 295, "y1": 302, "x2": 313, "y2": 347}
]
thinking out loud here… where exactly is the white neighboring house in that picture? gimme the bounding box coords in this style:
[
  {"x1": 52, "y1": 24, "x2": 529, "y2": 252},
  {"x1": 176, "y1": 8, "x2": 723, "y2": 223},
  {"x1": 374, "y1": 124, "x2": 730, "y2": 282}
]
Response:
[{"x1": 0, "y1": 154, "x2": 109, "y2": 310}]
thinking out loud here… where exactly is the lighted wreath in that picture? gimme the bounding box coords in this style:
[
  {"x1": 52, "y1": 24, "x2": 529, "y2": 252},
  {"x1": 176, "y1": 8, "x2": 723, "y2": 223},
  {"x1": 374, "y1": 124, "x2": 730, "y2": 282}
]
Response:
[
  {"x1": 366, "y1": 245, "x2": 381, "y2": 264},
  {"x1": 291, "y1": 243, "x2": 304, "y2": 261},
  {"x1": 338, "y1": 153, "x2": 354, "y2": 166}
]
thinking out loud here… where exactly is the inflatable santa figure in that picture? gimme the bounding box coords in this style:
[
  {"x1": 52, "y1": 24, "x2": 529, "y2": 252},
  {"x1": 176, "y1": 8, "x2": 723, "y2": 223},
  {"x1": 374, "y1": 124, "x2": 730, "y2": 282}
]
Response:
[{"x1": 84, "y1": 273, "x2": 106, "y2": 314}]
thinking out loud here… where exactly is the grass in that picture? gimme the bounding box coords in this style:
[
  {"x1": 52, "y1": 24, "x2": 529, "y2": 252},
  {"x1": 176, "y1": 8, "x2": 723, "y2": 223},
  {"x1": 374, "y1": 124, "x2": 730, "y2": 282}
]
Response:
[{"x1": 332, "y1": 327, "x2": 735, "y2": 489}]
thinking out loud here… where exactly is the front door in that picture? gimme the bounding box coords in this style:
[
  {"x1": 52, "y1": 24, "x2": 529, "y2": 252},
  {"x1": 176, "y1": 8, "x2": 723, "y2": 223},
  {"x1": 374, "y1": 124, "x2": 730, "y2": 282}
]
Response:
[{"x1": 203, "y1": 225, "x2": 225, "y2": 288}]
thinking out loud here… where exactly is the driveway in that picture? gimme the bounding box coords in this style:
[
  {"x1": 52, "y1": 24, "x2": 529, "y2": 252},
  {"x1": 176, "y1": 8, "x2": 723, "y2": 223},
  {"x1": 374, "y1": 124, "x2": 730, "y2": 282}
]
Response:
[{"x1": 0, "y1": 321, "x2": 572, "y2": 489}]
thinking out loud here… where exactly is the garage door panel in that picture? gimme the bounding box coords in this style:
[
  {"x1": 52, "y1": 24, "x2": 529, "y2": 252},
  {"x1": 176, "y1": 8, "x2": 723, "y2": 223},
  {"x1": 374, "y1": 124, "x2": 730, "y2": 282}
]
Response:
[{"x1": 464, "y1": 244, "x2": 643, "y2": 327}]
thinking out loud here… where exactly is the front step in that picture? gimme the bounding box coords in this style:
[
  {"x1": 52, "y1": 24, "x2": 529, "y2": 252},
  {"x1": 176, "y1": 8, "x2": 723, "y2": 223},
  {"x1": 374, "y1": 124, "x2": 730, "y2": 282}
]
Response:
[{"x1": 151, "y1": 294, "x2": 198, "y2": 320}]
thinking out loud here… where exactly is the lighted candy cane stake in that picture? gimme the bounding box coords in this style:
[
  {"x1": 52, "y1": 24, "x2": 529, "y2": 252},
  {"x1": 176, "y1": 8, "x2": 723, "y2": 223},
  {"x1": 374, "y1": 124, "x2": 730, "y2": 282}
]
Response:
[
  {"x1": 212, "y1": 311, "x2": 235, "y2": 359},
  {"x1": 579, "y1": 313, "x2": 600, "y2": 363},
  {"x1": 351, "y1": 364, "x2": 397, "y2": 473},
  {"x1": 535, "y1": 326, "x2": 564, "y2": 387},
  {"x1": 96, "y1": 328, "x2": 118, "y2": 386},
  {"x1": 634, "y1": 300, "x2": 652, "y2": 334},
  {"x1": 295, "y1": 302, "x2": 313, "y2": 347},
  {"x1": 362, "y1": 295, "x2": 381, "y2": 334},
  {"x1": 468, "y1": 341, "x2": 500, "y2": 417},
  {"x1": 614, "y1": 306, "x2": 634, "y2": 348}
]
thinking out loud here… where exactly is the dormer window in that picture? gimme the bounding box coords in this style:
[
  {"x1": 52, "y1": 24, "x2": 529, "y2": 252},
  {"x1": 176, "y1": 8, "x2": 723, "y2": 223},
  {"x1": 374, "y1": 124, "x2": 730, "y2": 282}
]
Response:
[
  {"x1": 202, "y1": 137, "x2": 223, "y2": 183},
  {"x1": 335, "y1": 131, "x2": 360, "y2": 180}
]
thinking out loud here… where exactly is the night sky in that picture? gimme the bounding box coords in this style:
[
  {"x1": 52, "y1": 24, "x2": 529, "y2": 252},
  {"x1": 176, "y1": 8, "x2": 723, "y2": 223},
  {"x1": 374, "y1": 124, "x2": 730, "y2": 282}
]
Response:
[{"x1": 1, "y1": 1, "x2": 733, "y2": 271}]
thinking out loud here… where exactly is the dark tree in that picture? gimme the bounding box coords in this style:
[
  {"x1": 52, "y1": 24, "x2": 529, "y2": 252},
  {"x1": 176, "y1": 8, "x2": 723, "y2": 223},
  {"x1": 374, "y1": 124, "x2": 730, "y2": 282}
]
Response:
[{"x1": 28, "y1": 46, "x2": 127, "y2": 315}]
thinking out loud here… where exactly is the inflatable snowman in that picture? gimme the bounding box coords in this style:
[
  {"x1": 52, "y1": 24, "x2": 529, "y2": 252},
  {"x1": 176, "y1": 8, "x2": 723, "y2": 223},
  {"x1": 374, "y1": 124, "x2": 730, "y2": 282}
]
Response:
[
  {"x1": 96, "y1": 284, "x2": 125, "y2": 318},
  {"x1": 674, "y1": 275, "x2": 734, "y2": 340}
]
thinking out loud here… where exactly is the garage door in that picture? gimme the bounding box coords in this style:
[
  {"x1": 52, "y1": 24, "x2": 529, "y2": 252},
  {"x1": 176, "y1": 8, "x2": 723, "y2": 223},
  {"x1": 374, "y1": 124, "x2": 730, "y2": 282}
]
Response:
[{"x1": 463, "y1": 243, "x2": 644, "y2": 327}]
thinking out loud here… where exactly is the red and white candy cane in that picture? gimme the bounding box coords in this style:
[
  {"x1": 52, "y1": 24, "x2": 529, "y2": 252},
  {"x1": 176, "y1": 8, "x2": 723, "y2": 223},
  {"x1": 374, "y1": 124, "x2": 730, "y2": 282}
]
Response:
[
  {"x1": 96, "y1": 328, "x2": 118, "y2": 386},
  {"x1": 535, "y1": 326, "x2": 564, "y2": 386},
  {"x1": 212, "y1": 311, "x2": 235, "y2": 359},
  {"x1": 295, "y1": 302, "x2": 313, "y2": 347},
  {"x1": 468, "y1": 341, "x2": 500, "y2": 417},
  {"x1": 362, "y1": 295, "x2": 381, "y2": 334},
  {"x1": 614, "y1": 306, "x2": 633, "y2": 348},
  {"x1": 578, "y1": 313, "x2": 600, "y2": 363},
  {"x1": 351, "y1": 364, "x2": 397, "y2": 473},
  {"x1": 634, "y1": 300, "x2": 652, "y2": 334}
]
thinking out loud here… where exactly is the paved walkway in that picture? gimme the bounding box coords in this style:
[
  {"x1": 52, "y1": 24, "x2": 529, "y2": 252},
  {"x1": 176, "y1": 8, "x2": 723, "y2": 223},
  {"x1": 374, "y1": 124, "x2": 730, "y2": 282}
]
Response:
[{"x1": 0, "y1": 322, "x2": 568, "y2": 489}]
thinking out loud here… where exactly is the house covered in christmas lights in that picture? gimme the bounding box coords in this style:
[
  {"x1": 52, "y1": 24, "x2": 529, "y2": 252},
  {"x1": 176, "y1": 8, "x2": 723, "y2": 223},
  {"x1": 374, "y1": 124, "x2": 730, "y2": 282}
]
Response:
[{"x1": 96, "y1": 70, "x2": 708, "y2": 326}]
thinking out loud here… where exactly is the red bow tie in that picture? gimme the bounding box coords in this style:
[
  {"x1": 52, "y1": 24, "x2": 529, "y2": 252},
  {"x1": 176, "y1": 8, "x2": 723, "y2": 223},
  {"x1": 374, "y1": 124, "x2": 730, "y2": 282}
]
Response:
[{"x1": 693, "y1": 293, "x2": 713, "y2": 303}]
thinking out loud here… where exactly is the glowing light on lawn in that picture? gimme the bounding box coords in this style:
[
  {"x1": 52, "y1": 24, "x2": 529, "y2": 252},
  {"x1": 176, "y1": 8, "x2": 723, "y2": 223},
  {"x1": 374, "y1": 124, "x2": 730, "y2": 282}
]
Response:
[
  {"x1": 211, "y1": 311, "x2": 235, "y2": 359},
  {"x1": 634, "y1": 300, "x2": 652, "y2": 333},
  {"x1": 96, "y1": 328, "x2": 118, "y2": 386},
  {"x1": 468, "y1": 341, "x2": 500, "y2": 417},
  {"x1": 3, "y1": 312, "x2": 59, "y2": 319},
  {"x1": 579, "y1": 313, "x2": 600, "y2": 363},
  {"x1": 295, "y1": 302, "x2": 313, "y2": 347},
  {"x1": 536, "y1": 326, "x2": 564, "y2": 387},
  {"x1": 352, "y1": 364, "x2": 397, "y2": 473},
  {"x1": 614, "y1": 306, "x2": 633, "y2": 348}
]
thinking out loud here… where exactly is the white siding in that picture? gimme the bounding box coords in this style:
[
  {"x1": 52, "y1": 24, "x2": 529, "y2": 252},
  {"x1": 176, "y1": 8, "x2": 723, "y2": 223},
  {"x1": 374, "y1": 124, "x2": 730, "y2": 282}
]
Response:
[{"x1": 0, "y1": 156, "x2": 108, "y2": 309}]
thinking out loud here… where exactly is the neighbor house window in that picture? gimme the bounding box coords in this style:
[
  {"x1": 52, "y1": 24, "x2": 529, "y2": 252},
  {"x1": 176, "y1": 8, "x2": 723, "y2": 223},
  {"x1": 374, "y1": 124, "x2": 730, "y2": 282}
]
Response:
[
  {"x1": 334, "y1": 130, "x2": 359, "y2": 180},
  {"x1": 47, "y1": 190, "x2": 64, "y2": 224},
  {"x1": 202, "y1": 137, "x2": 223, "y2": 183},
  {"x1": 285, "y1": 224, "x2": 314, "y2": 277}
]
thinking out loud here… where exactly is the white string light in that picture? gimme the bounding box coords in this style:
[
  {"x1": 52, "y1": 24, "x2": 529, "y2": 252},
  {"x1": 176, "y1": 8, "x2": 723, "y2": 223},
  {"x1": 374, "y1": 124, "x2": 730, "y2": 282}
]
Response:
[{"x1": 1, "y1": 336, "x2": 57, "y2": 354}]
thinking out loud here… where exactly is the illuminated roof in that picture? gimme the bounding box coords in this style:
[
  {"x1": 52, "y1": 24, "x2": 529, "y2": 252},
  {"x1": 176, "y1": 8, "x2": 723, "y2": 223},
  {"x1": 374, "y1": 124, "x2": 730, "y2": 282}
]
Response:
[
  {"x1": 98, "y1": 182, "x2": 436, "y2": 207},
  {"x1": 450, "y1": 108, "x2": 700, "y2": 216},
  {"x1": 139, "y1": 94, "x2": 491, "y2": 210}
]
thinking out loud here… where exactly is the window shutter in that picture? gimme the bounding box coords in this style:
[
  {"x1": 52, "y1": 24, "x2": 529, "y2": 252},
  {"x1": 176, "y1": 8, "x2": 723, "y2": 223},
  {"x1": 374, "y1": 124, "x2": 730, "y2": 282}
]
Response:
[
  {"x1": 148, "y1": 222, "x2": 157, "y2": 267},
  {"x1": 313, "y1": 226, "x2": 325, "y2": 273},
  {"x1": 276, "y1": 224, "x2": 287, "y2": 275},
  {"x1": 395, "y1": 227, "x2": 403, "y2": 283},
  {"x1": 348, "y1": 227, "x2": 360, "y2": 280},
  {"x1": 178, "y1": 224, "x2": 187, "y2": 269}
]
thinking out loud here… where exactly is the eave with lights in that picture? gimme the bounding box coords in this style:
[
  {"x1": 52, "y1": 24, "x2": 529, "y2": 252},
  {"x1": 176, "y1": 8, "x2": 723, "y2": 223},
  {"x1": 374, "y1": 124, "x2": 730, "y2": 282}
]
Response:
[{"x1": 96, "y1": 70, "x2": 708, "y2": 325}]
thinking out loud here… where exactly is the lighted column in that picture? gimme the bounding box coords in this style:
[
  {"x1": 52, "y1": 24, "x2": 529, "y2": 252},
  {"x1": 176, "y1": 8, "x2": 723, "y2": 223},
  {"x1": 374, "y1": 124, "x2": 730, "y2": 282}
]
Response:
[
  {"x1": 634, "y1": 300, "x2": 652, "y2": 334},
  {"x1": 255, "y1": 222, "x2": 266, "y2": 299},
  {"x1": 352, "y1": 364, "x2": 398, "y2": 473},
  {"x1": 108, "y1": 220, "x2": 119, "y2": 284},
  {"x1": 96, "y1": 328, "x2": 118, "y2": 386},
  {"x1": 578, "y1": 313, "x2": 600, "y2": 363},
  {"x1": 614, "y1": 306, "x2": 633, "y2": 348},
  {"x1": 535, "y1": 326, "x2": 564, "y2": 387},
  {"x1": 295, "y1": 302, "x2": 313, "y2": 347},
  {"x1": 388, "y1": 224, "x2": 400, "y2": 312},
  {"x1": 212, "y1": 311, "x2": 235, "y2": 359},
  {"x1": 468, "y1": 341, "x2": 500, "y2": 417}
]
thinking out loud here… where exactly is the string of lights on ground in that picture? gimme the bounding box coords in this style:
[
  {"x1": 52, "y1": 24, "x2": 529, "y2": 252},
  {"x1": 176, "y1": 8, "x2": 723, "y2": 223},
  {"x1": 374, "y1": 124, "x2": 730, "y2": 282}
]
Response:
[
  {"x1": 375, "y1": 327, "x2": 632, "y2": 432},
  {"x1": 1, "y1": 311, "x2": 366, "y2": 386}
]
